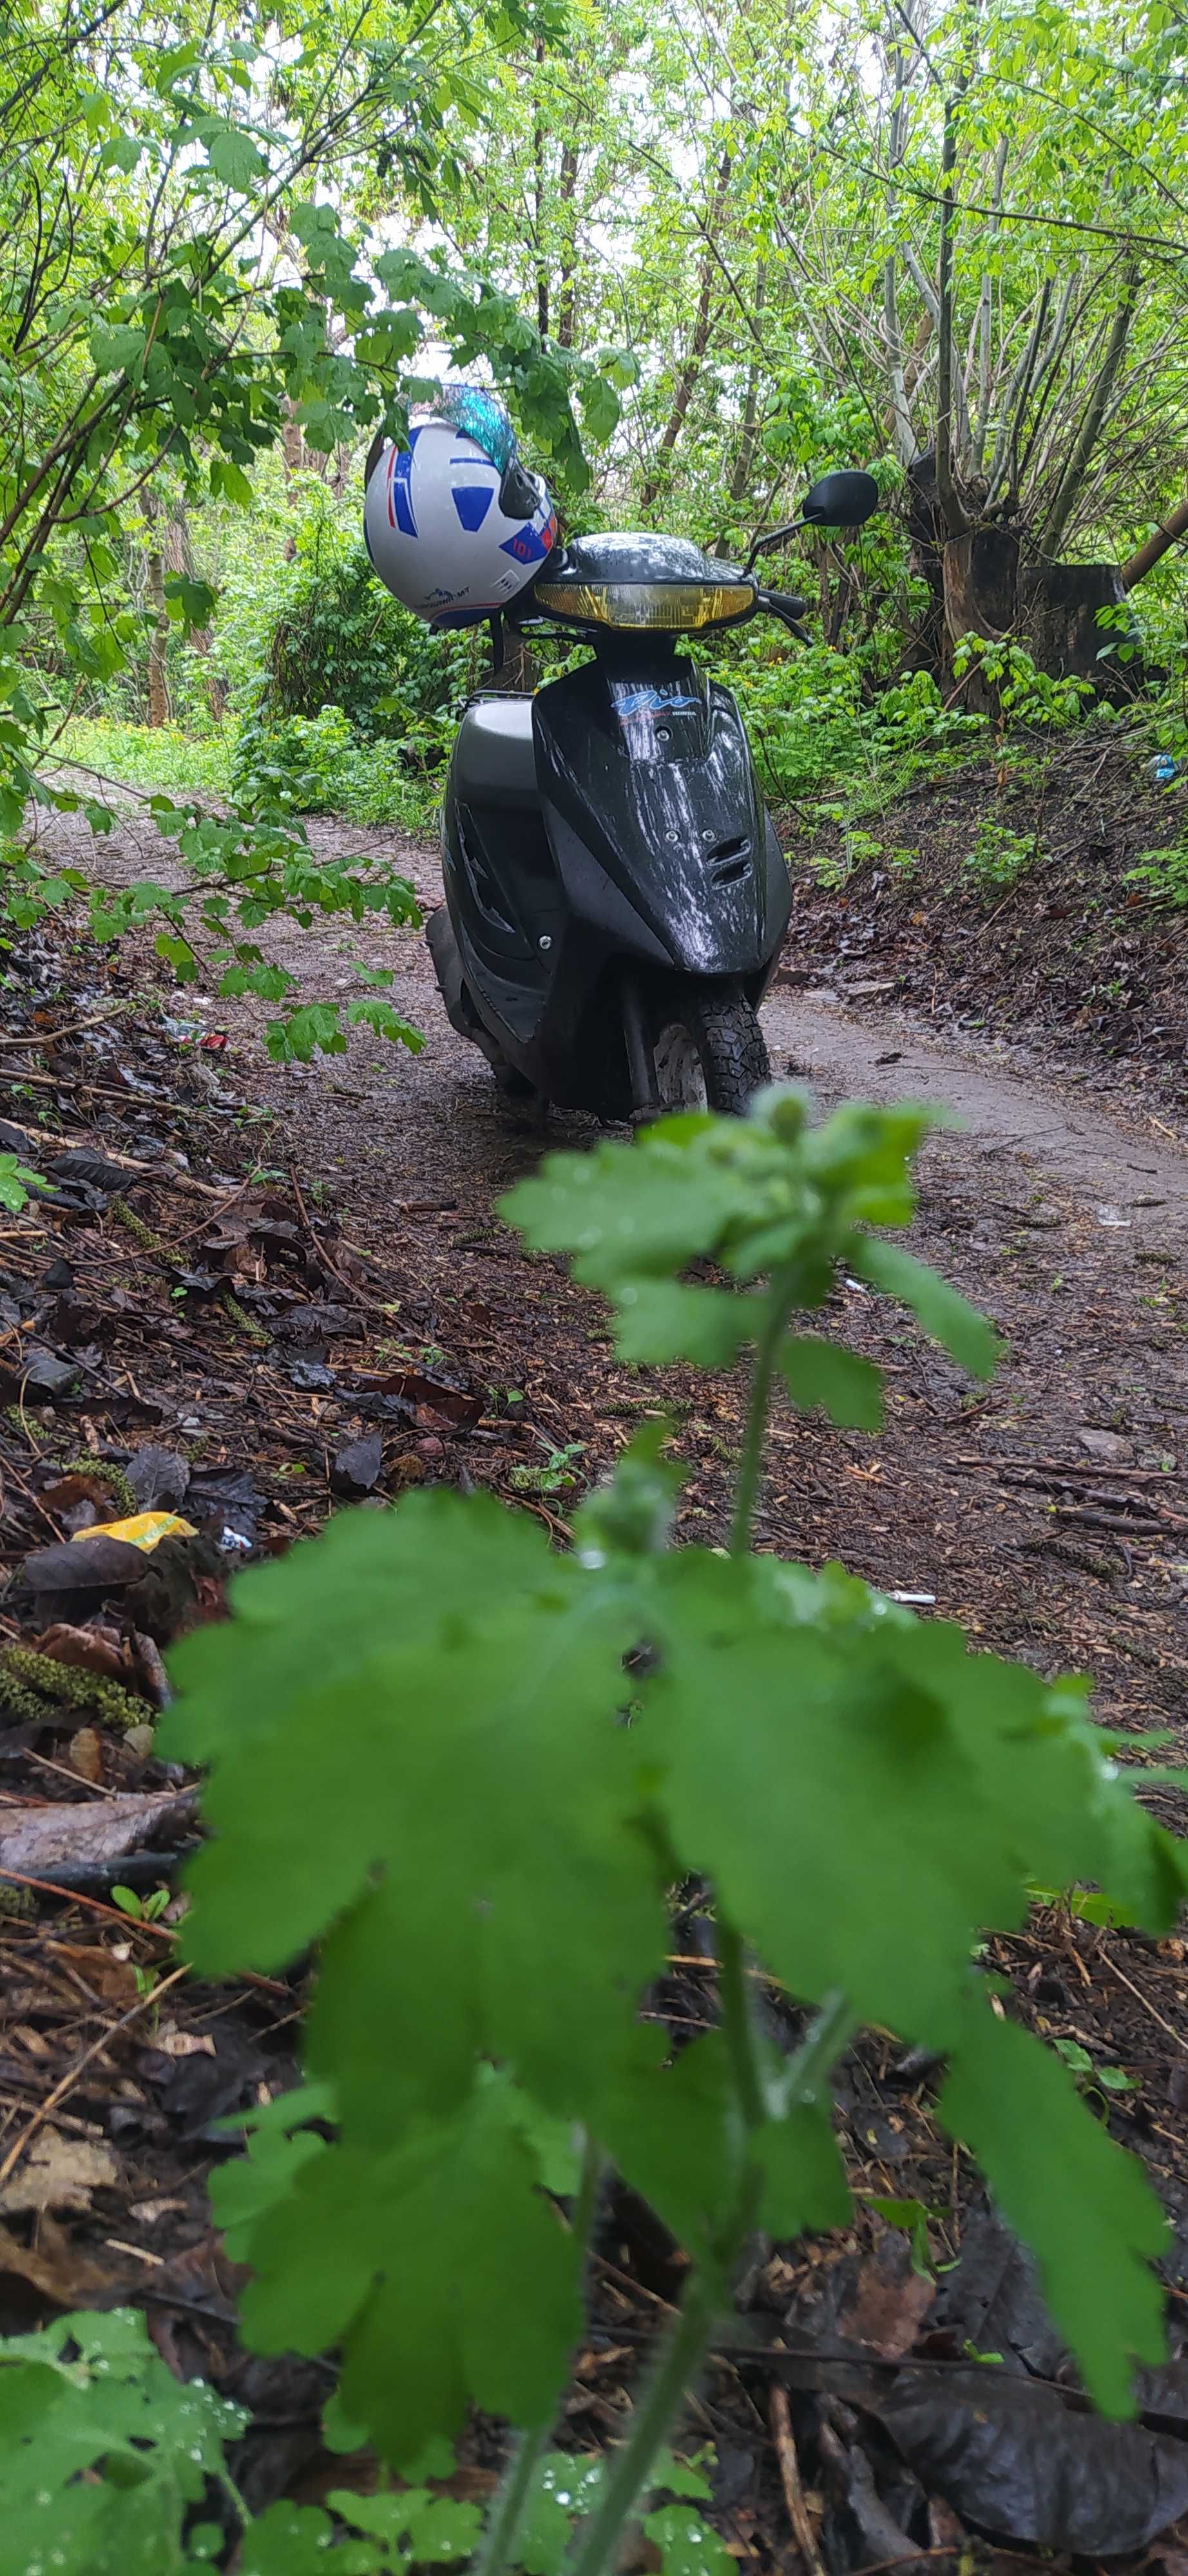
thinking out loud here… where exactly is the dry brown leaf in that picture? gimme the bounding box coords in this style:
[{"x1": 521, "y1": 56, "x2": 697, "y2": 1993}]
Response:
[
  {"x1": 0, "y1": 2212, "x2": 125, "y2": 2305},
  {"x1": 44, "y1": 1941, "x2": 137, "y2": 2004},
  {"x1": 68, "y1": 1726, "x2": 103, "y2": 1783},
  {"x1": 153, "y1": 2028, "x2": 215, "y2": 2060},
  {"x1": 0, "y1": 2125, "x2": 118, "y2": 2215}
]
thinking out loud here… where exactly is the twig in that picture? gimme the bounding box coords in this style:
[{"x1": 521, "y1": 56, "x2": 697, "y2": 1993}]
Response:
[
  {"x1": 2, "y1": 1446, "x2": 67, "y2": 1536},
  {"x1": 0, "y1": 1960, "x2": 189, "y2": 2187},
  {"x1": 769, "y1": 2382, "x2": 826, "y2": 2576},
  {"x1": 169, "y1": 1172, "x2": 258, "y2": 1249},
  {"x1": 288, "y1": 1164, "x2": 372, "y2": 1305},
  {"x1": 0, "y1": 1009, "x2": 128, "y2": 1050},
  {"x1": 0, "y1": 1867, "x2": 179, "y2": 1931},
  {"x1": 1104, "y1": 1953, "x2": 1188, "y2": 2058}
]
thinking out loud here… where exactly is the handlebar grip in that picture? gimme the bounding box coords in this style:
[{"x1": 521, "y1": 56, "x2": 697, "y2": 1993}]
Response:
[{"x1": 763, "y1": 589, "x2": 809, "y2": 618}]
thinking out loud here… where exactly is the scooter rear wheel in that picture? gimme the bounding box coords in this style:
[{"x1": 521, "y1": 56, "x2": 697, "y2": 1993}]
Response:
[{"x1": 652, "y1": 993, "x2": 769, "y2": 1117}]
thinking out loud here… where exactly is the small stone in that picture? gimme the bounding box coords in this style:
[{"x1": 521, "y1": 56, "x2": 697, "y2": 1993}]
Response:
[{"x1": 1077, "y1": 1428, "x2": 1133, "y2": 1464}]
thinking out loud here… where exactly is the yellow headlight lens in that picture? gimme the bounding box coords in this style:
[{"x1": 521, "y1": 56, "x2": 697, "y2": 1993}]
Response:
[{"x1": 533, "y1": 580, "x2": 753, "y2": 631}]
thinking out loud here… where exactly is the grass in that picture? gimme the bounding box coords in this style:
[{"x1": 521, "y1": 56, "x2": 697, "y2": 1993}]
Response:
[
  {"x1": 53, "y1": 712, "x2": 439, "y2": 835},
  {"x1": 55, "y1": 715, "x2": 235, "y2": 800}
]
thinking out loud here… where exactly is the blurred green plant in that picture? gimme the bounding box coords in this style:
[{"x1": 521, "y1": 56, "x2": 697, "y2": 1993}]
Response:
[{"x1": 131, "y1": 1086, "x2": 1185, "y2": 2576}]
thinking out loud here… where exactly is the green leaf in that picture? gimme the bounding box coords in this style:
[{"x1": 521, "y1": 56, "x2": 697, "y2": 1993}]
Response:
[
  {"x1": 0, "y1": 1154, "x2": 40, "y2": 1213},
  {"x1": 605, "y1": 2029, "x2": 848, "y2": 2260},
  {"x1": 644, "y1": 2504, "x2": 735, "y2": 2576},
  {"x1": 939, "y1": 2005, "x2": 1166, "y2": 2414},
  {"x1": 164, "y1": 1495, "x2": 667, "y2": 2123},
  {"x1": 612, "y1": 1280, "x2": 763, "y2": 1365},
  {"x1": 239, "y1": 2072, "x2": 582, "y2": 2467},
  {"x1": 519, "y1": 2452, "x2": 608, "y2": 2573},
  {"x1": 201, "y1": 118, "x2": 267, "y2": 190},
  {"x1": 331, "y1": 2486, "x2": 483, "y2": 2560},
  {"x1": 238, "y1": 2500, "x2": 381, "y2": 2574},
  {"x1": 852, "y1": 1238, "x2": 997, "y2": 1378},
  {"x1": 780, "y1": 1332, "x2": 884, "y2": 1428},
  {"x1": 0, "y1": 2305, "x2": 246, "y2": 2572},
  {"x1": 265, "y1": 1003, "x2": 346, "y2": 1061},
  {"x1": 162, "y1": 573, "x2": 216, "y2": 633},
  {"x1": 646, "y1": 1551, "x2": 1027, "y2": 2043},
  {"x1": 89, "y1": 322, "x2": 147, "y2": 376},
  {"x1": 345, "y1": 995, "x2": 425, "y2": 1050}
]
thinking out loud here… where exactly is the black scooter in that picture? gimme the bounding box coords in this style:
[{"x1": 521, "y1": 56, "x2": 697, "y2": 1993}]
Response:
[{"x1": 427, "y1": 469, "x2": 878, "y2": 1119}]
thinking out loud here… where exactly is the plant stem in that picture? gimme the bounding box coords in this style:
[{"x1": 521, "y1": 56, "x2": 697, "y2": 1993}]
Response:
[
  {"x1": 563, "y1": 2270, "x2": 720, "y2": 2576},
  {"x1": 480, "y1": 2134, "x2": 603, "y2": 2576},
  {"x1": 731, "y1": 1280, "x2": 793, "y2": 1557},
  {"x1": 772, "y1": 1988, "x2": 857, "y2": 2120},
  {"x1": 478, "y1": 2425, "x2": 552, "y2": 2576},
  {"x1": 718, "y1": 1919, "x2": 767, "y2": 2131}
]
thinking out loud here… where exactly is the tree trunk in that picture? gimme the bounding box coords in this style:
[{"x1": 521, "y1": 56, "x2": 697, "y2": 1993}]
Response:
[
  {"x1": 1118, "y1": 495, "x2": 1188, "y2": 591},
  {"x1": 556, "y1": 141, "x2": 579, "y2": 350},
  {"x1": 1039, "y1": 267, "x2": 1139, "y2": 558},
  {"x1": 640, "y1": 147, "x2": 732, "y2": 511},
  {"x1": 908, "y1": 457, "x2": 1144, "y2": 696},
  {"x1": 145, "y1": 538, "x2": 169, "y2": 728},
  {"x1": 935, "y1": 93, "x2": 969, "y2": 536},
  {"x1": 1017, "y1": 557, "x2": 1135, "y2": 688},
  {"x1": 728, "y1": 261, "x2": 765, "y2": 500}
]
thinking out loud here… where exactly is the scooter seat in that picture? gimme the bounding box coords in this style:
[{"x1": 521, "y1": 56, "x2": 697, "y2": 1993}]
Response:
[{"x1": 453, "y1": 695, "x2": 538, "y2": 808}]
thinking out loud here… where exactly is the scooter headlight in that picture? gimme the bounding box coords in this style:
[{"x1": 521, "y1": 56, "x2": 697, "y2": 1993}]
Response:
[{"x1": 533, "y1": 579, "x2": 755, "y2": 631}]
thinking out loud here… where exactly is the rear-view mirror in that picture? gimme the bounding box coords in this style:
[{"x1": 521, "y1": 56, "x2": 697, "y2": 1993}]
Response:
[{"x1": 801, "y1": 469, "x2": 879, "y2": 529}]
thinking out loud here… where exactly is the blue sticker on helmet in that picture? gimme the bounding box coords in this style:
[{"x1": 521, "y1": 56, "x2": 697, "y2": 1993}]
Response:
[
  {"x1": 387, "y1": 439, "x2": 419, "y2": 539},
  {"x1": 452, "y1": 484, "x2": 495, "y2": 532},
  {"x1": 499, "y1": 518, "x2": 553, "y2": 565}
]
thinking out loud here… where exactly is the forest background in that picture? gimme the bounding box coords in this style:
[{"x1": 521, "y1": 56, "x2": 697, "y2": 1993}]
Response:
[{"x1": 4, "y1": 0, "x2": 1188, "y2": 1001}]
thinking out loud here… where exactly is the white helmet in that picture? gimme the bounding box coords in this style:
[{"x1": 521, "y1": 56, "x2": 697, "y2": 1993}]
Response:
[{"x1": 363, "y1": 386, "x2": 557, "y2": 629}]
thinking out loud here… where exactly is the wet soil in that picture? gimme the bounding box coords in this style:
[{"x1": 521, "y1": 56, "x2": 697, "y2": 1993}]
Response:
[{"x1": 2, "y1": 780, "x2": 1187, "y2": 2564}]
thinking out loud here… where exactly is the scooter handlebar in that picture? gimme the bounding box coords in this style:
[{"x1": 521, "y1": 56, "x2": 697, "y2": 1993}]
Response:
[{"x1": 758, "y1": 588, "x2": 812, "y2": 644}]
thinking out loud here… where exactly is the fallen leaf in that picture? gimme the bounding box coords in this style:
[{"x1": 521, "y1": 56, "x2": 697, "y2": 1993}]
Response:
[
  {"x1": 23, "y1": 1533, "x2": 149, "y2": 1593},
  {"x1": 126, "y1": 1444, "x2": 191, "y2": 1511},
  {"x1": 331, "y1": 1431, "x2": 383, "y2": 1497},
  {"x1": 0, "y1": 2213, "x2": 125, "y2": 2305},
  {"x1": 35, "y1": 1620, "x2": 131, "y2": 1682},
  {"x1": 154, "y1": 2029, "x2": 216, "y2": 2061},
  {"x1": 0, "y1": 2126, "x2": 118, "y2": 2216},
  {"x1": 68, "y1": 1727, "x2": 104, "y2": 1783},
  {"x1": 44, "y1": 1942, "x2": 137, "y2": 2004}
]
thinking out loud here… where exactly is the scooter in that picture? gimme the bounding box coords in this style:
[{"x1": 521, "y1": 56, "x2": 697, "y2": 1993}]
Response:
[{"x1": 427, "y1": 469, "x2": 878, "y2": 1119}]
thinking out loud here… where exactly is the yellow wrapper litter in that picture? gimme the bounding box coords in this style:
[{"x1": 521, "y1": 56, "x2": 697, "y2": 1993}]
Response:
[{"x1": 71, "y1": 1511, "x2": 197, "y2": 1552}]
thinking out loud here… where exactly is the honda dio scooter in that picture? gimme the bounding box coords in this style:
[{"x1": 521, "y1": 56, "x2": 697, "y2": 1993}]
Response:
[{"x1": 427, "y1": 469, "x2": 878, "y2": 1119}]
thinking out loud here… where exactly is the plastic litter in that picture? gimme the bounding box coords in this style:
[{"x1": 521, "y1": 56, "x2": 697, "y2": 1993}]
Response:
[{"x1": 70, "y1": 1511, "x2": 197, "y2": 1553}]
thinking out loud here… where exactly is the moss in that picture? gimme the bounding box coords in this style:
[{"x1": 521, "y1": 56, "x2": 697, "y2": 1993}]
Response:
[
  {"x1": 222, "y1": 1291, "x2": 270, "y2": 1347},
  {"x1": 111, "y1": 1195, "x2": 166, "y2": 1253},
  {"x1": 55, "y1": 1457, "x2": 136, "y2": 1514},
  {"x1": 0, "y1": 1643, "x2": 154, "y2": 1732}
]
